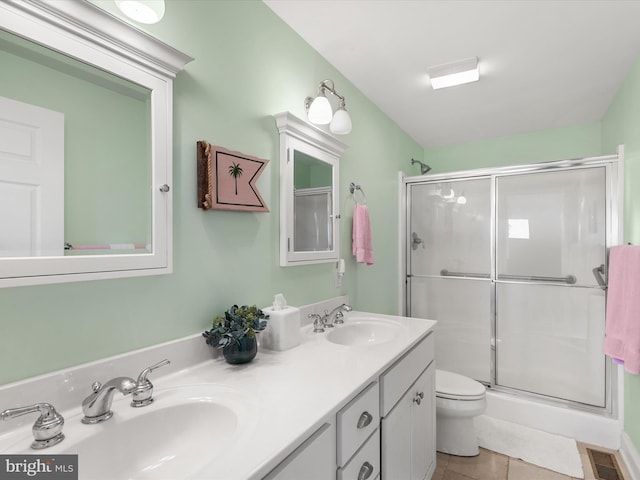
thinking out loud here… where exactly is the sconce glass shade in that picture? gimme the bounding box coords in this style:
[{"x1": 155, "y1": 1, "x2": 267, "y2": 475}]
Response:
[
  {"x1": 330, "y1": 107, "x2": 352, "y2": 135},
  {"x1": 115, "y1": 0, "x2": 165, "y2": 24},
  {"x1": 307, "y1": 94, "x2": 333, "y2": 125}
]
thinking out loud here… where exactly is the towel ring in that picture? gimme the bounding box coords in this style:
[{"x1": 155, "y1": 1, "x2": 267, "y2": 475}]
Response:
[{"x1": 349, "y1": 182, "x2": 367, "y2": 204}]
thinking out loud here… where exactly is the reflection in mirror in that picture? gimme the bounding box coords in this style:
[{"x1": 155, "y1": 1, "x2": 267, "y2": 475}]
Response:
[
  {"x1": 293, "y1": 151, "x2": 333, "y2": 252},
  {"x1": 0, "y1": 28, "x2": 151, "y2": 258},
  {"x1": 274, "y1": 111, "x2": 348, "y2": 266}
]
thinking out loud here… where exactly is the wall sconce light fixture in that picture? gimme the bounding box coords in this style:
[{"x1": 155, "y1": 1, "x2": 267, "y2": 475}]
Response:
[
  {"x1": 115, "y1": 0, "x2": 165, "y2": 24},
  {"x1": 428, "y1": 57, "x2": 479, "y2": 90},
  {"x1": 305, "y1": 79, "x2": 352, "y2": 135}
]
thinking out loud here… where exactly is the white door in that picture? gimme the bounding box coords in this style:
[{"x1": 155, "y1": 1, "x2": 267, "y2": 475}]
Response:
[
  {"x1": 0, "y1": 96, "x2": 64, "y2": 257},
  {"x1": 495, "y1": 167, "x2": 608, "y2": 406}
]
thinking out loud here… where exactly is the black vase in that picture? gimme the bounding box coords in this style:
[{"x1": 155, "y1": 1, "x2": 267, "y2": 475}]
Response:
[{"x1": 222, "y1": 336, "x2": 257, "y2": 364}]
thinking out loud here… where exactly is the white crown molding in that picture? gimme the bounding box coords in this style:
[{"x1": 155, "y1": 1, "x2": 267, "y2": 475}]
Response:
[
  {"x1": 2, "y1": 0, "x2": 193, "y2": 77},
  {"x1": 274, "y1": 111, "x2": 349, "y2": 158}
]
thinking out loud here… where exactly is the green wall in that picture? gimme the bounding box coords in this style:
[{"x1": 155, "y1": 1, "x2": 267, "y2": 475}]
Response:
[
  {"x1": 425, "y1": 122, "x2": 602, "y2": 173},
  {"x1": 602, "y1": 54, "x2": 640, "y2": 454},
  {"x1": 0, "y1": 0, "x2": 422, "y2": 385}
]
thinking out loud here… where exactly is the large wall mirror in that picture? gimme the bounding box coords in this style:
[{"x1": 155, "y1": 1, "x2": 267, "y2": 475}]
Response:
[
  {"x1": 274, "y1": 112, "x2": 348, "y2": 266},
  {"x1": 0, "y1": 1, "x2": 192, "y2": 287}
]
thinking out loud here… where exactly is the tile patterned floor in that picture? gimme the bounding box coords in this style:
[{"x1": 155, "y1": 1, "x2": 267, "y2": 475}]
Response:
[{"x1": 432, "y1": 443, "x2": 632, "y2": 480}]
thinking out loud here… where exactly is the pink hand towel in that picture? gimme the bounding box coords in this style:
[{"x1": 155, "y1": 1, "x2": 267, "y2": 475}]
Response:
[
  {"x1": 603, "y1": 245, "x2": 640, "y2": 374},
  {"x1": 352, "y1": 203, "x2": 374, "y2": 265}
]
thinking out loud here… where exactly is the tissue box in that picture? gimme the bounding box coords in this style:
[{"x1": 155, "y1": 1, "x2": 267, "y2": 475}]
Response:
[{"x1": 261, "y1": 306, "x2": 301, "y2": 351}]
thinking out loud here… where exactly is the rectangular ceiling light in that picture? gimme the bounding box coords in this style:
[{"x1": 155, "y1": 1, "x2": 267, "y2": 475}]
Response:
[{"x1": 428, "y1": 57, "x2": 479, "y2": 90}]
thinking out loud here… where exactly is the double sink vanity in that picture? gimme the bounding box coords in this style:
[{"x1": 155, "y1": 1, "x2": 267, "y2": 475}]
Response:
[{"x1": 0, "y1": 306, "x2": 436, "y2": 480}]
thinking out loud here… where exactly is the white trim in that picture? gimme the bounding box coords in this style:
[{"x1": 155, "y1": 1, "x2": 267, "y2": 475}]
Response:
[
  {"x1": 398, "y1": 170, "x2": 406, "y2": 316},
  {"x1": 621, "y1": 432, "x2": 640, "y2": 480},
  {"x1": 4, "y1": 0, "x2": 193, "y2": 76}
]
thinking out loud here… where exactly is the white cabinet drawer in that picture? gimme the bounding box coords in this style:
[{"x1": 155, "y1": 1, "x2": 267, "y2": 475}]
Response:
[
  {"x1": 337, "y1": 381, "x2": 379, "y2": 467},
  {"x1": 379, "y1": 333, "x2": 434, "y2": 417},
  {"x1": 337, "y1": 429, "x2": 380, "y2": 480}
]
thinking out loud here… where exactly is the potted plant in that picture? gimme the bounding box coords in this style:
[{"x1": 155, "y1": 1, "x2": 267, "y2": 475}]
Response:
[{"x1": 202, "y1": 304, "x2": 269, "y2": 364}]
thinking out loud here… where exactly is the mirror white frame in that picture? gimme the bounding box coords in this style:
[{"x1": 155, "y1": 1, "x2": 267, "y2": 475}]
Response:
[
  {"x1": 274, "y1": 111, "x2": 348, "y2": 266},
  {"x1": 0, "y1": 0, "x2": 192, "y2": 287}
]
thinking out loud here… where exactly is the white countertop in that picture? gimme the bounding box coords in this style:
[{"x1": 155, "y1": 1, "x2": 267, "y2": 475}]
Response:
[{"x1": 0, "y1": 311, "x2": 436, "y2": 479}]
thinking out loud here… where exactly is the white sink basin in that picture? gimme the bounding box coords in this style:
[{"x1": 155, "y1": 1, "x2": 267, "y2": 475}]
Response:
[
  {"x1": 1, "y1": 384, "x2": 256, "y2": 480},
  {"x1": 326, "y1": 318, "x2": 402, "y2": 346}
]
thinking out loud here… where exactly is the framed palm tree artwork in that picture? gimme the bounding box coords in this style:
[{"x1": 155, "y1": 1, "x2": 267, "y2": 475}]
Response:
[{"x1": 196, "y1": 141, "x2": 269, "y2": 212}]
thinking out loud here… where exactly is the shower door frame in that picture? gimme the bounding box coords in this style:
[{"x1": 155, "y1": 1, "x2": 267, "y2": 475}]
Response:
[{"x1": 401, "y1": 148, "x2": 623, "y2": 416}]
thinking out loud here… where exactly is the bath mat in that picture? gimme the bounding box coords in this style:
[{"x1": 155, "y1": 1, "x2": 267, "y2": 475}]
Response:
[{"x1": 474, "y1": 415, "x2": 584, "y2": 478}]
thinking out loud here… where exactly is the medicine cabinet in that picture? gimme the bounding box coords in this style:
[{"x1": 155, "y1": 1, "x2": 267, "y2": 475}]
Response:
[
  {"x1": 0, "y1": 1, "x2": 192, "y2": 287},
  {"x1": 274, "y1": 112, "x2": 348, "y2": 266}
]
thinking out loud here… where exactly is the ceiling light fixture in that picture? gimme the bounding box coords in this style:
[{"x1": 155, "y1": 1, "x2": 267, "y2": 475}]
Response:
[
  {"x1": 115, "y1": 0, "x2": 165, "y2": 24},
  {"x1": 428, "y1": 57, "x2": 479, "y2": 90},
  {"x1": 305, "y1": 79, "x2": 352, "y2": 135}
]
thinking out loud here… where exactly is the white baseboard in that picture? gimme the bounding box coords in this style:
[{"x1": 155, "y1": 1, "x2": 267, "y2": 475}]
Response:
[{"x1": 621, "y1": 432, "x2": 640, "y2": 480}]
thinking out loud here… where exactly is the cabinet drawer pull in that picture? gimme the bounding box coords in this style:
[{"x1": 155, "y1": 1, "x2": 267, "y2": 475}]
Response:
[
  {"x1": 356, "y1": 411, "x2": 373, "y2": 429},
  {"x1": 413, "y1": 391, "x2": 424, "y2": 405},
  {"x1": 358, "y1": 461, "x2": 374, "y2": 480}
]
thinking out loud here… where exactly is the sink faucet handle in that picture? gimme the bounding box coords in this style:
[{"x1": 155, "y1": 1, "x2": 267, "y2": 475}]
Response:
[
  {"x1": 1, "y1": 403, "x2": 65, "y2": 449},
  {"x1": 136, "y1": 359, "x2": 170, "y2": 384},
  {"x1": 309, "y1": 313, "x2": 325, "y2": 333},
  {"x1": 131, "y1": 359, "x2": 170, "y2": 408}
]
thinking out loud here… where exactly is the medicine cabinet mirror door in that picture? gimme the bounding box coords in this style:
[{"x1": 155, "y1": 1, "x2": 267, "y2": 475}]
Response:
[
  {"x1": 275, "y1": 112, "x2": 348, "y2": 266},
  {"x1": 0, "y1": 1, "x2": 192, "y2": 287}
]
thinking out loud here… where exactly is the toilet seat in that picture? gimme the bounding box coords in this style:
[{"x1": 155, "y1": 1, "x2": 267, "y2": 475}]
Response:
[{"x1": 436, "y1": 369, "x2": 486, "y2": 401}]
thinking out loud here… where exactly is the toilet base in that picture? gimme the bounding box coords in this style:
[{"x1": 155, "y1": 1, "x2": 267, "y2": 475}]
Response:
[{"x1": 436, "y1": 416, "x2": 480, "y2": 456}]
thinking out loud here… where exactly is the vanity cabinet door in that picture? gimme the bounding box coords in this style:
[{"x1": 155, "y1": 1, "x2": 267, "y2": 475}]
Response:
[
  {"x1": 381, "y1": 363, "x2": 435, "y2": 480},
  {"x1": 411, "y1": 363, "x2": 435, "y2": 480},
  {"x1": 380, "y1": 387, "x2": 412, "y2": 480},
  {"x1": 263, "y1": 422, "x2": 336, "y2": 480}
]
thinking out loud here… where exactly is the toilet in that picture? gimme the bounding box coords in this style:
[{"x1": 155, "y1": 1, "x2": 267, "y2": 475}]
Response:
[{"x1": 435, "y1": 369, "x2": 487, "y2": 456}]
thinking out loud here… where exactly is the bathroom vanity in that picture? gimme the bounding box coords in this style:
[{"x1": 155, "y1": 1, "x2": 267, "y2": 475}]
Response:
[{"x1": 0, "y1": 309, "x2": 436, "y2": 479}]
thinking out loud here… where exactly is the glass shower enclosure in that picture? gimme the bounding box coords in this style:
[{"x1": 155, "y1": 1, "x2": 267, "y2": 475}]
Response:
[{"x1": 405, "y1": 154, "x2": 621, "y2": 411}]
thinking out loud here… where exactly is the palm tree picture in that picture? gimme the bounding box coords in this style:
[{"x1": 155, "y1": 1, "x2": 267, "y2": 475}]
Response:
[{"x1": 228, "y1": 162, "x2": 243, "y2": 195}]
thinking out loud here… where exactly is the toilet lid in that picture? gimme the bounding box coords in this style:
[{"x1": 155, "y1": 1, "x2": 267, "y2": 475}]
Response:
[{"x1": 436, "y1": 369, "x2": 486, "y2": 400}]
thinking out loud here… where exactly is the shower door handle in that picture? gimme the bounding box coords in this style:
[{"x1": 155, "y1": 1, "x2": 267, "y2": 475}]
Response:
[
  {"x1": 592, "y1": 264, "x2": 607, "y2": 289},
  {"x1": 440, "y1": 269, "x2": 491, "y2": 279}
]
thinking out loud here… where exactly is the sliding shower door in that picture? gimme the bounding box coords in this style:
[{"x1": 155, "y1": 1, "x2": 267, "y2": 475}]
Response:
[
  {"x1": 405, "y1": 156, "x2": 617, "y2": 410},
  {"x1": 407, "y1": 178, "x2": 492, "y2": 383},
  {"x1": 495, "y1": 168, "x2": 607, "y2": 406}
]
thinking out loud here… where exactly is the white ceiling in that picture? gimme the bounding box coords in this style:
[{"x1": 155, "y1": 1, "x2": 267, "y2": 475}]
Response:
[{"x1": 263, "y1": 0, "x2": 640, "y2": 148}]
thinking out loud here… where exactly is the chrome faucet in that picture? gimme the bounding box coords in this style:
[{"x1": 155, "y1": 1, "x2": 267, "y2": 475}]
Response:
[
  {"x1": 81, "y1": 377, "x2": 137, "y2": 424},
  {"x1": 324, "y1": 303, "x2": 352, "y2": 326},
  {"x1": 309, "y1": 304, "x2": 352, "y2": 333},
  {"x1": 1, "y1": 403, "x2": 65, "y2": 449}
]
